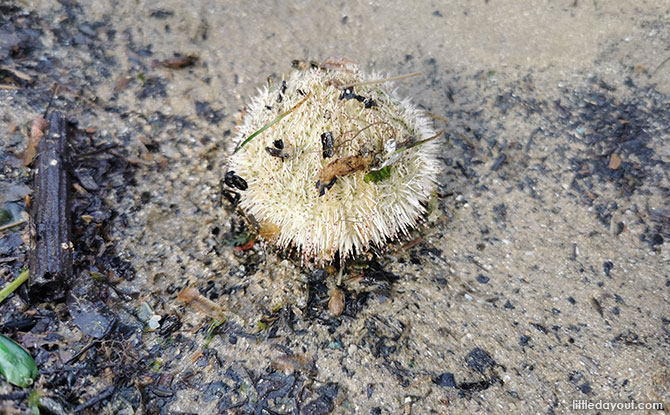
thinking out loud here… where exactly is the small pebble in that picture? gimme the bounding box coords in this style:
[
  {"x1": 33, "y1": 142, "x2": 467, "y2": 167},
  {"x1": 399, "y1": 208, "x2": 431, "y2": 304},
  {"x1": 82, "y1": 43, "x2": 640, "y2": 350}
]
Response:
[
  {"x1": 432, "y1": 372, "x2": 456, "y2": 387},
  {"x1": 476, "y1": 274, "x2": 490, "y2": 284}
]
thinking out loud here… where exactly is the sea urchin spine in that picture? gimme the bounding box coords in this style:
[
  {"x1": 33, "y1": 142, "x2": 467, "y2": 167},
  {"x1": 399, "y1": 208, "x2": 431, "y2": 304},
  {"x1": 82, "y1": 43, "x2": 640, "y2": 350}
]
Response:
[{"x1": 228, "y1": 61, "x2": 441, "y2": 264}]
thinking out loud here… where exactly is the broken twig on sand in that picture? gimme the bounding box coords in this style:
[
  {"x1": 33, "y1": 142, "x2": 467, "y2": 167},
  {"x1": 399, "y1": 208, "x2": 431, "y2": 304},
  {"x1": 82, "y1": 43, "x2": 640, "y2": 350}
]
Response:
[{"x1": 29, "y1": 111, "x2": 73, "y2": 301}]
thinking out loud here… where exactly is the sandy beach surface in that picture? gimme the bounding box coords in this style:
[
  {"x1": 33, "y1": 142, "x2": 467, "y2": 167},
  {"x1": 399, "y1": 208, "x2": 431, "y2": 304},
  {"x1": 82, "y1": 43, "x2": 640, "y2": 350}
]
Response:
[{"x1": 1, "y1": 1, "x2": 669, "y2": 414}]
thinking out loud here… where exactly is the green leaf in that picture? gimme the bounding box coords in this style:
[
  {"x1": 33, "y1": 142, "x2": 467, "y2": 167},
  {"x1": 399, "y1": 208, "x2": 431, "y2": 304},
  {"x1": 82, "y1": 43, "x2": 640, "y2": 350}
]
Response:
[
  {"x1": 0, "y1": 269, "x2": 29, "y2": 305},
  {"x1": 27, "y1": 389, "x2": 41, "y2": 415},
  {"x1": 203, "y1": 318, "x2": 224, "y2": 349},
  {"x1": 0, "y1": 334, "x2": 38, "y2": 387},
  {"x1": 364, "y1": 166, "x2": 392, "y2": 183},
  {"x1": 233, "y1": 93, "x2": 310, "y2": 154}
]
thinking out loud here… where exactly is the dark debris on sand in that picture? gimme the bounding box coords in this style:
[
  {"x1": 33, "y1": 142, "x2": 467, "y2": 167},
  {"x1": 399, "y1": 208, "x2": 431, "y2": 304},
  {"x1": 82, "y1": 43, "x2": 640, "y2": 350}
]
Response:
[{"x1": 1, "y1": 2, "x2": 669, "y2": 414}]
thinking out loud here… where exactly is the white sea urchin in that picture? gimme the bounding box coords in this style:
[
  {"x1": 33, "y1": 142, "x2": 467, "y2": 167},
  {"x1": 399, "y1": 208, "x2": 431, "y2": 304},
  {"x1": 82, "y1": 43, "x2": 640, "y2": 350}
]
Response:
[{"x1": 228, "y1": 61, "x2": 440, "y2": 263}]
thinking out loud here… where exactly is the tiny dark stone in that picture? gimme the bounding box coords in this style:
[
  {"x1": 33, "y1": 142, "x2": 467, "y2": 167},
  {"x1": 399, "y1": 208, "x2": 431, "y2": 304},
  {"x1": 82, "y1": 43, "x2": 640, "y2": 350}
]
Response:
[
  {"x1": 567, "y1": 296, "x2": 576, "y2": 305},
  {"x1": 579, "y1": 383, "x2": 592, "y2": 394},
  {"x1": 465, "y1": 347, "x2": 496, "y2": 374},
  {"x1": 150, "y1": 9, "x2": 174, "y2": 19},
  {"x1": 432, "y1": 372, "x2": 456, "y2": 387},
  {"x1": 519, "y1": 335, "x2": 531, "y2": 347},
  {"x1": 370, "y1": 408, "x2": 381, "y2": 415},
  {"x1": 433, "y1": 10, "x2": 443, "y2": 17},
  {"x1": 491, "y1": 154, "x2": 507, "y2": 171},
  {"x1": 650, "y1": 233, "x2": 664, "y2": 246},
  {"x1": 603, "y1": 261, "x2": 614, "y2": 277},
  {"x1": 568, "y1": 370, "x2": 584, "y2": 384},
  {"x1": 159, "y1": 314, "x2": 181, "y2": 336},
  {"x1": 476, "y1": 274, "x2": 490, "y2": 284},
  {"x1": 78, "y1": 23, "x2": 97, "y2": 38},
  {"x1": 195, "y1": 101, "x2": 224, "y2": 124},
  {"x1": 67, "y1": 287, "x2": 117, "y2": 339},
  {"x1": 614, "y1": 222, "x2": 624, "y2": 235},
  {"x1": 530, "y1": 322, "x2": 548, "y2": 334},
  {"x1": 493, "y1": 203, "x2": 507, "y2": 220},
  {"x1": 457, "y1": 379, "x2": 493, "y2": 394},
  {"x1": 366, "y1": 384, "x2": 376, "y2": 399},
  {"x1": 504, "y1": 300, "x2": 515, "y2": 309},
  {"x1": 75, "y1": 171, "x2": 99, "y2": 192}
]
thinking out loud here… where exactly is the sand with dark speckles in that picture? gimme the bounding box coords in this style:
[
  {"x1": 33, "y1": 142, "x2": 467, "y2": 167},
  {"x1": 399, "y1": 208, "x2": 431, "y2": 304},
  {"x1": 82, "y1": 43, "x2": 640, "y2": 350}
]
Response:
[{"x1": 1, "y1": 1, "x2": 669, "y2": 413}]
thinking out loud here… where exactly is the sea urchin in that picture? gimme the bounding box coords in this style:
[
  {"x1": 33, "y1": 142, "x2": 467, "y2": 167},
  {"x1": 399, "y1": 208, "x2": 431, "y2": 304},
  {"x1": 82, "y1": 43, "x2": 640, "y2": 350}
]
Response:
[{"x1": 227, "y1": 60, "x2": 440, "y2": 264}]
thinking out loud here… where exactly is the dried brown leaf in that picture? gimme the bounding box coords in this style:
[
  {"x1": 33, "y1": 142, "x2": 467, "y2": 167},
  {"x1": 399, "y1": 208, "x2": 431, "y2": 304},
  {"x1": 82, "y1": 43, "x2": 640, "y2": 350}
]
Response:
[
  {"x1": 328, "y1": 288, "x2": 345, "y2": 317},
  {"x1": 159, "y1": 54, "x2": 198, "y2": 69},
  {"x1": 22, "y1": 116, "x2": 48, "y2": 166},
  {"x1": 177, "y1": 287, "x2": 225, "y2": 321},
  {"x1": 609, "y1": 153, "x2": 622, "y2": 170},
  {"x1": 317, "y1": 155, "x2": 371, "y2": 184},
  {"x1": 113, "y1": 76, "x2": 133, "y2": 93},
  {"x1": 271, "y1": 353, "x2": 317, "y2": 376}
]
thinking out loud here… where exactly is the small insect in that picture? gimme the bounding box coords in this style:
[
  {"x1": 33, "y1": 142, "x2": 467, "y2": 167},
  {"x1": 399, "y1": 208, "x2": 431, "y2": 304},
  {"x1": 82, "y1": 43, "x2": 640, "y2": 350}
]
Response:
[
  {"x1": 316, "y1": 177, "x2": 337, "y2": 196},
  {"x1": 221, "y1": 188, "x2": 240, "y2": 205},
  {"x1": 224, "y1": 170, "x2": 248, "y2": 190},
  {"x1": 339, "y1": 87, "x2": 377, "y2": 108},
  {"x1": 320, "y1": 132, "x2": 334, "y2": 158},
  {"x1": 277, "y1": 80, "x2": 287, "y2": 103},
  {"x1": 363, "y1": 97, "x2": 377, "y2": 108},
  {"x1": 221, "y1": 170, "x2": 247, "y2": 206},
  {"x1": 339, "y1": 88, "x2": 357, "y2": 100},
  {"x1": 265, "y1": 139, "x2": 291, "y2": 160}
]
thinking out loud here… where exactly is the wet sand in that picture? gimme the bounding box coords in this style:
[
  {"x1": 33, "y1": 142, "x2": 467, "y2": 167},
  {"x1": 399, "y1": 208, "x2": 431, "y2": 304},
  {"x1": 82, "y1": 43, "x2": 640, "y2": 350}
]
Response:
[{"x1": 1, "y1": 1, "x2": 669, "y2": 413}]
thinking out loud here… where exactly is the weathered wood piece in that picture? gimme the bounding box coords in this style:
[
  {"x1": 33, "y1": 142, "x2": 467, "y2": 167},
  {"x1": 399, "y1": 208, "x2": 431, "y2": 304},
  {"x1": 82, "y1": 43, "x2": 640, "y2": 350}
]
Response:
[{"x1": 29, "y1": 111, "x2": 73, "y2": 301}]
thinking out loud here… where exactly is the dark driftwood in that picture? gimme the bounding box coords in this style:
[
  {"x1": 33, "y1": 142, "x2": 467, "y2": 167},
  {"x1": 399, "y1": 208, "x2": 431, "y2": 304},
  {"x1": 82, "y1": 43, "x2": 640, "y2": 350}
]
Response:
[{"x1": 29, "y1": 111, "x2": 72, "y2": 301}]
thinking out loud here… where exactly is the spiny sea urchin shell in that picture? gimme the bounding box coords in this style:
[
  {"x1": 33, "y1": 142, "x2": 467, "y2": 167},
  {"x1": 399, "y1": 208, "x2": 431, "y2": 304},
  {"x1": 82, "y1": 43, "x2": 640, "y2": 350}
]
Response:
[{"x1": 228, "y1": 61, "x2": 440, "y2": 263}]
